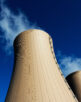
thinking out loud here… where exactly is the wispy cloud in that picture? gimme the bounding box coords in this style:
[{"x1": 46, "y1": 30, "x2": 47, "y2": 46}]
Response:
[
  {"x1": 56, "y1": 51, "x2": 81, "y2": 77},
  {"x1": 0, "y1": 0, "x2": 39, "y2": 54}
]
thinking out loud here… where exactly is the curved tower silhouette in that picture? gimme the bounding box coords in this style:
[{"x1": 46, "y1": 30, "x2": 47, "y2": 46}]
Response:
[
  {"x1": 66, "y1": 71, "x2": 81, "y2": 102},
  {"x1": 5, "y1": 29, "x2": 78, "y2": 102}
]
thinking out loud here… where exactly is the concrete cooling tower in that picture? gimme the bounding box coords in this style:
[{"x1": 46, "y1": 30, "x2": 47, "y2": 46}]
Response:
[
  {"x1": 66, "y1": 71, "x2": 81, "y2": 102},
  {"x1": 5, "y1": 29, "x2": 78, "y2": 102}
]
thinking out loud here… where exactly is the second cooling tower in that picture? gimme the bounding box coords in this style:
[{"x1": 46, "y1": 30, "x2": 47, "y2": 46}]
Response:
[
  {"x1": 66, "y1": 71, "x2": 81, "y2": 102},
  {"x1": 5, "y1": 29, "x2": 78, "y2": 102}
]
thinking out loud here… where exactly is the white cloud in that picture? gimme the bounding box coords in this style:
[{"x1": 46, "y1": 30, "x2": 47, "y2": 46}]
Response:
[
  {"x1": 56, "y1": 51, "x2": 81, "y2": 77},
  {"x1": 0, "y1": 0, "x2": 39, "y2": 54}
]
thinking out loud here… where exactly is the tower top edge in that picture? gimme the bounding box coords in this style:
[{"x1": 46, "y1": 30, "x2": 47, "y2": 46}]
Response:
[
  {"x1": 17, "y1": 29, "x2": 51, "y2": 39},
  {"x1": 66, "y1": 70, "x2": 81, "y2": 79},
  {"x1": 14, "y1": 29, "x2": 52, "y2": 46}
]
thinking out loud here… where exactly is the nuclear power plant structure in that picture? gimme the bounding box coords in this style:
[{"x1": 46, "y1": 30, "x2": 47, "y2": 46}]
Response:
[
  {"x1": 5, "y1": 29, "x2": 80, "y2": 102},
  {"x1": 66, "y1": 71, "x2": 81, "y2": 102}
]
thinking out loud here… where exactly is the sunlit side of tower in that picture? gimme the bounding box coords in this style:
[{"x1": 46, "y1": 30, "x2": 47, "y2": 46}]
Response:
[{"x1": 5, "y1": 29, "x2": 78, "y2": 102}]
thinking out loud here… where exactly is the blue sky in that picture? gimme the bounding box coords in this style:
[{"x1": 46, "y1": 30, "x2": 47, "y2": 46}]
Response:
[{"x1": 0, "y1": 0, "x2": 81, "y2": 101}]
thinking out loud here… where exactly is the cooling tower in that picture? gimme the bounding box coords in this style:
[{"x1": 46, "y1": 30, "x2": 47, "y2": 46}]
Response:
[
  {"x1": 5, "y1": 29, "x2": 78, "y2": 102},
  {"x1": 66, "y1": 71, "x2": 81, "y2": 102}
]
